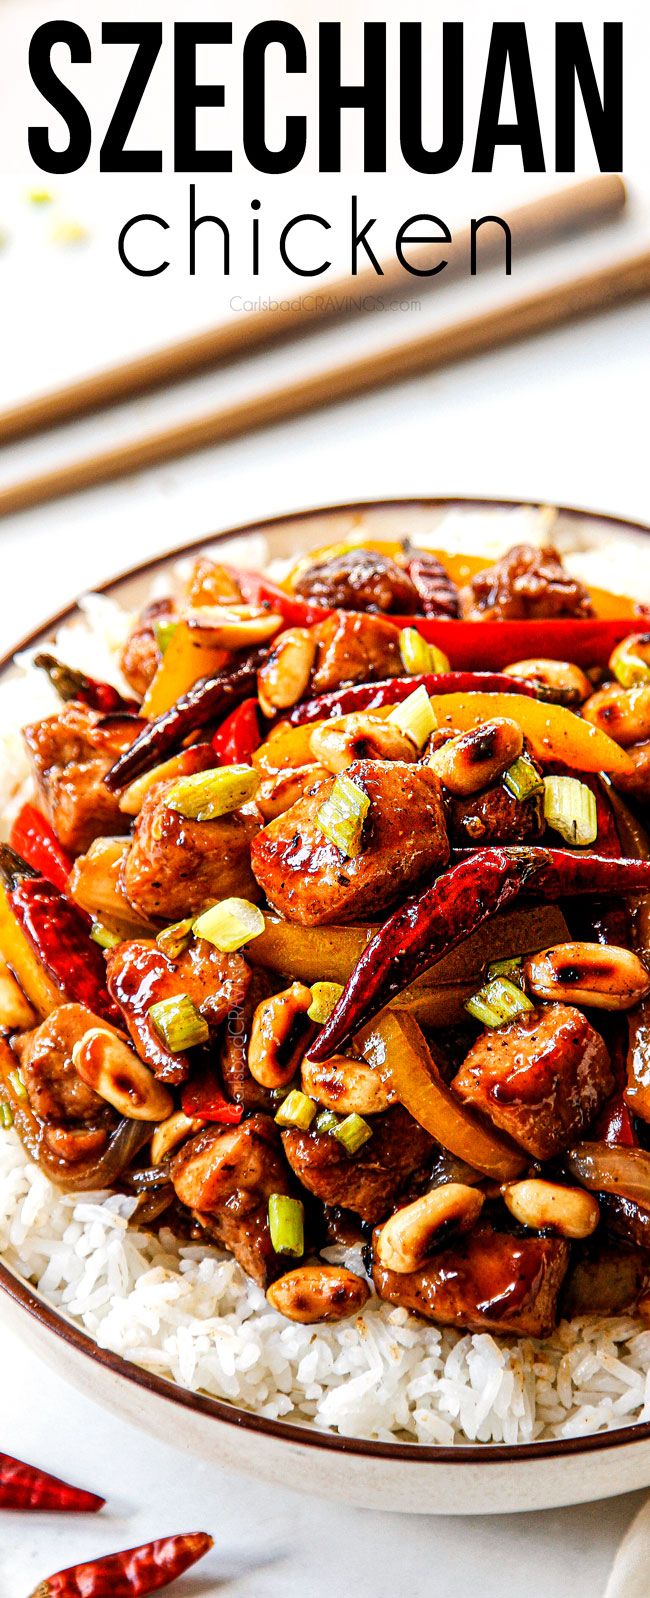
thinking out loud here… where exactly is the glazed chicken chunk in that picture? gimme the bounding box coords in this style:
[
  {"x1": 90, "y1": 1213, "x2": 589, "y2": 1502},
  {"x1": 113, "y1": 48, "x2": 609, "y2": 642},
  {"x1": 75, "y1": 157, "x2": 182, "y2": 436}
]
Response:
[
  {"x1": 309, "y1": 611, "x2": 404, "y2": 693},
  {"x1": 251, "y1": 759, "x2": 449, "y2": 925},
  {"x1": 282, "y1": 1105, "x2": 435, "y2": 1223},
  {"x1": 373, "y1": 1225, "x2": 570, "y2": 1337},
  {"x1": 172, "y1": 1115, "x2": 295, "y2": 1287},
  {"x1": 121, "y1": 777, "x2": 262, "y2": 921},
  {"x1": 294, "y1": 548, "x2": 420, "y2": 614},
  {"x1": 106, "y1": 936, "x2": 251, "y2": 1083},
  {"x1": 459, "y1": 543, "x2": 594, "y2": 622},
  {"x1": 451, "y1": 1004, "x2": 614, "y2": 1160},
  {"x1": 23, "y1": 702, "x2": 139, "y2": 854},
  {"x1": 13, "y1": 1003, "x2": 110, "y2": 1125},
  {"x1": 120, "y1": 598, "x2": 175, "y2": 698}
]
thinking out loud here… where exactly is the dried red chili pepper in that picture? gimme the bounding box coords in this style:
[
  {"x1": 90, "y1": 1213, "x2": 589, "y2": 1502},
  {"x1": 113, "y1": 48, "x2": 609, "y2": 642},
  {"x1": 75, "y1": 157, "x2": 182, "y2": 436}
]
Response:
[
  {"x1": 30, "y1": 1531, "x2": 213, "y2": 1597},
  {"x1": 286, "y1": 671, "x2": 536, "y2": 726},
  {"x1": 0, "y1": 847, "x2": 117, "y2": 1024},
  {"x1": 104, "y1": 650, "x2": 264, "y2": 792},
  {"x1": 309, "y1": 847, "x2": 650, "y2": 1060},
  {"x1": 182, "y1": 1063, "x2": 244, "y2": 1124},
  {"x1": 0, "y1": 1453, "x2": 104, "y2": 1512},
  {"x1": 9, "y1": 804, "x2": 74, "y2": 894},
  {"x1": 33, "y1": 653, "x2": 139, "y2": 716},
  {"x1": 211, "y1": 696, "x2": 262, "y2": 765}
]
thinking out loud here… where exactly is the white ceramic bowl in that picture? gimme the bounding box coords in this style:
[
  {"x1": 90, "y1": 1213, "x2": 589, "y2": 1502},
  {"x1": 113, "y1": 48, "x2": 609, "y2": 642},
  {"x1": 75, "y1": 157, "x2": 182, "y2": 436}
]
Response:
[{"x1": 2, "y1": 496, "x2": 650, "y2": 1515}]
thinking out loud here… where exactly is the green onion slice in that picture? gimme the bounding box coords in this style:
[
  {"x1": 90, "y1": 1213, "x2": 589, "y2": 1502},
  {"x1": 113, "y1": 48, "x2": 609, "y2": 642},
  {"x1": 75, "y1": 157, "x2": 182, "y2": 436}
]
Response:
[
  {"x1": 156, "y1": 917, "x2": 195, "y2": 960},
  {"x1": 316, "y1": 773, "x2": 370, "y2": 859},
  {"x1": 388, "y1": 683, "x2": 436, "y2": 749},
  {"x1": 487, "y1": 955, "x2": 525, "y2": 987},
  {"x1": 164, "y1": 765, "x2": 260, "y2": 822},
  {"x1": 399, "y1": 628, "x2": 450, "y2": 677},
  {"x1": 308, "y1": 982, "x2": 344, "y2": 1024},
  {"x1": 90, "y1": 922, "x2": 122, "y2": 950},
  {"x1": 503, "y1": 754, "x2": 544, "y2": 802},
  {"x1": 314, "y1": 1109, "x2": 341, "y2": 1135},
  {"x1": 465, "y1": 976, "x2": 534, "y2": 1029},
  {"x1": 154, "y1": 619, "x2": 178, "y2": 656},
  {"x1": 0, "y1": 1101, "x2": 14, "y2": 1129},
  {"x1": 193, "y1": 897, "x2": 265, "y2": 952},
  {"x1": 268, "y1": 1193, "x2": 305, "y2": 1257},
  {"x1": 543, "y1": 775, "x2": 598, "y2": 847},
  {"x1": 333, "y1": 1112, "x2": 373, "y2": 1156},
  {"x1": 148, "y1": 994, "x2": 209, "y2": 1052},
  {"x1": 8, "y1": 1069, "x2": 27, "y2": 1102},
  {"x1": 275, "y1": 1089, "x2": 317, "y2": 1130}
]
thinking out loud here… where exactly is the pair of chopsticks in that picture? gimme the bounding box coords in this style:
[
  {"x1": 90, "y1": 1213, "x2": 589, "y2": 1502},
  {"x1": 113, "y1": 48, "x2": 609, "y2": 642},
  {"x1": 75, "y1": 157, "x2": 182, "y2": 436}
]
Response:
[{"x1": 0, "y1": 174, "x2": 646, "y2": 519}]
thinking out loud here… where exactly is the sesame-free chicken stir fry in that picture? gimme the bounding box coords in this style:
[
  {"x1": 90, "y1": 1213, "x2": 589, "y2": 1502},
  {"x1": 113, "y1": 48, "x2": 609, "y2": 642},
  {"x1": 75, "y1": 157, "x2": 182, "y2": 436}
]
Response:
[{"x1": 4, "y1": 533, "x2": 650, "y2": 1342}]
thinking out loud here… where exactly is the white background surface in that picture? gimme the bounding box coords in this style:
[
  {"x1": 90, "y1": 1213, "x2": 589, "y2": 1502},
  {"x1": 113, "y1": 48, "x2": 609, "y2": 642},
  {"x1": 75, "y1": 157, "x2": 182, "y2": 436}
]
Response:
[{"x1": 1, "y1": 1, "x2": 650, "y2": 1593}]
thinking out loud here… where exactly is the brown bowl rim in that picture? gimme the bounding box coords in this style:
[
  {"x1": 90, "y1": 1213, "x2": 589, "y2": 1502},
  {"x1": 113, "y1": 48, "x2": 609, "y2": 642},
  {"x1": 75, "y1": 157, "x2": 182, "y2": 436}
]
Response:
[{"x1": 2, "y1": 491, "x2": 650, "y2": 1468}]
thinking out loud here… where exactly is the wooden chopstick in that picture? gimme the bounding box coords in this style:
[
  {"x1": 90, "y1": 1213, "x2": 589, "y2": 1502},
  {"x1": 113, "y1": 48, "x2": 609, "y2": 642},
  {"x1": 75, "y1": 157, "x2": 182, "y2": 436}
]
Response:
[
  {"x1": 1, "y1": 244, "x2": 648, "y2": 521},
  {"x1": 0, "y1": 175, "x2": 626, "y2": 444}
]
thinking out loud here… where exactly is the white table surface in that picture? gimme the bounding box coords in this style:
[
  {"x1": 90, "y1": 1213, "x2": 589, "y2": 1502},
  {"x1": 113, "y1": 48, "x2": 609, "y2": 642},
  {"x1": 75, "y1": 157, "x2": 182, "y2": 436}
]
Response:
[{"x1": 2, "y1": 2, "x2": 650, "y2": 1587}]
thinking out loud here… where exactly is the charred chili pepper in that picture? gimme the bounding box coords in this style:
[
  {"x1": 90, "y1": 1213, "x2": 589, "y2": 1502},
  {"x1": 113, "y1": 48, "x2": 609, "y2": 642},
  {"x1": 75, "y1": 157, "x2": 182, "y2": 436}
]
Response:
[
  {"x1": 33, "y1": 653, "x2": 139, "y2": 716},
  {"x1": 182, "y1": 1062, "x2": 244, "y2": 1124},
  {"x1": 286, "y1": 671, "x2": 536, "y2": 726},
  {"x1": 0, "y1": 846, "x2": 117, "y2": 1024},
  {"x1": 211, "y1": 696, "x2": 262, "y2": 765},
  {"x1": 0, "y1": 1453, "x2": 104, "y2": 1512},
  {"x1": 104, "y1": 650, "x2": 264, "y2": 792},
  {"x1": 309, "y1": 847, "x2": 650, "y2": 1060},
  {"x1": 9, "y1": 804, "x2": 73, "y2": 894},
  {"x1": 30, "y1": 1531, "x2": 213, "y2": 1597}
]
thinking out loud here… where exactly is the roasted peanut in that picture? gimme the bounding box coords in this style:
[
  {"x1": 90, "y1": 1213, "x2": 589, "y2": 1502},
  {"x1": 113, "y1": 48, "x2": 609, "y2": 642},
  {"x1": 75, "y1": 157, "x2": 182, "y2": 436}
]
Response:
[
  {"x1": 310, "y1": 712, "x2": 417, "y2": 774},
  {"x1": 118, "y1": 746, "x2": 215, "y2": 816},
  {"x1": 257, "y1": 628, "x2": 317, "y2": 715},
  {"x1": 0, "y1": 957, "x2": 36, "y2": 1031},
  {"x1": 256, "y1": 764, "x2": 330, "y2": 821},
  {"x1": 374, "y1": 1184, "x2": 485, "y2": 1274},
  {"x1": 609, "y1": 632, "x2": 650, "y2": 689},
  {"x1": 151, "y1": 1109, "x2": 202, "y2": 1165},
  {"x1": 248, "y1": 982, "x2": 314, "y2": 1088},
  {"x1": 72, "y1": 1027, "x2": 174, "y2": 1121},
  {"x1": 503, "y1": 657, "x2": 591, "y2": 705},
  {"x1": 608, "y1": 739, "x2": 650, "y2": 803},
  {"x1": 302, "y1": 1053, "x2": 396, "y2": 1115},
  {"x1": 184, "y1": 603, "x2": 283, "y2": 649},
  {"x1": 502, "y1": 1178, "x2": 600, "y2": 1239},
  {"x1": 582, "y1": 683, "x2": 650, "y2": 748},
  {"x1": 266, "y1": 1263, "x2": 370, "y2": 1323},
  {"x1": 524, "y1": 941, "x2": 650, "y2": 1010},
  {"x1": 427, "y1": 718, "x2": 523, "y2": 796}
]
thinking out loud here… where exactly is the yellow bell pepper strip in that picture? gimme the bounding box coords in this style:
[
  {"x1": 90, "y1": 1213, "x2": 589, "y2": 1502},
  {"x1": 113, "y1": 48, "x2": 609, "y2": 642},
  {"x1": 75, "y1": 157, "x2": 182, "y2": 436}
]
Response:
[
  {"x1": 141, "y1": 621, "x2": 229, "y2": 718},
  {"x1": 428, "y1": 692, "x2": 634, "y2": 774},
  {"x1": 357, "y1": 1009, "x2": 525, "y2": 1181}
]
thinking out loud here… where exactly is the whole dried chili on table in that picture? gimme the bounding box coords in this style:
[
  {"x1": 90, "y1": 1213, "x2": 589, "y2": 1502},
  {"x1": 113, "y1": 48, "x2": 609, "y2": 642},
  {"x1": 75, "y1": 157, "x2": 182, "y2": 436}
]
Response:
[
  {"x1": 285, "y1": 671, "x2": 536, "y2": 725},
  {"x1": 0, "y1": 847, "x2": 117, "y2": 1024},
  {"x1": 9, "y1": 804, "x2": 74, "y2": 894},
  {"x1": 33, "y1": 654, "x2": 139, "y2": 716},
  {"x1": 0, "y1": 1454, "x2": 104, "y2": 1512},
  {"x1": 309, "y1": 847, "x2": 650, "y2": 1060},
  {"x1": 104, "y1": 650, "x2": 264, "y2": 792},
  {"x1": 29, "y1": 1532, "x2": 213, "y2": 1597}
]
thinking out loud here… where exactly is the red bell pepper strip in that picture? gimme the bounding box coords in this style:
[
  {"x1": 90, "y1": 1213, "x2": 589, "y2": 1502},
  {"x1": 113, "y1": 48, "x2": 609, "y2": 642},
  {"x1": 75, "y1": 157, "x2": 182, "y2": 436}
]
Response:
[
  {"x1": 234, "y1": 569, "x2": 330, "y2": 628},
  {"x1": 30, "y1": 1532, "x2": 213, "y2": 1597},
  {"x1": 10, "y1": 805, "x2": 74, "y2": 894},
  {"x1": 33, "y1": 653, "x2": 139, "y2": 715},
  {"x1": 0, "y1": 847, "x2": 118, "y2": 1025},
  {"x1": 286, "y1": 672, "x2": 536, "y2": 726},
  {"x1": 0, "y1": 1453, "x2": 104, "y2": 1512},
  {"x1": 211, "y1": 696, "x2": 262, "y2": 765},
  {"x1": 309, "y1": 847, "x2": 650, "y2": 1061},
  {"x1": 104, "y1": 649, "x2": 264, "y2": 792},
  {"x1": 382, "y1": 615, "x2": 639, "y2": 670},
  {"x1": 182, "y1": 1063, "x2": 244, "y2": 1124}
]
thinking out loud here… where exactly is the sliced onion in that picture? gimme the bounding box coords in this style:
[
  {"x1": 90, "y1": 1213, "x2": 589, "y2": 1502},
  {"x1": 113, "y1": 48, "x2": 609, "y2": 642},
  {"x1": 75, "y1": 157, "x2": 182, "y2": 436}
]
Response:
[{"x1": 566, "y1": 1141, "x2": 650, "y2": 1208}]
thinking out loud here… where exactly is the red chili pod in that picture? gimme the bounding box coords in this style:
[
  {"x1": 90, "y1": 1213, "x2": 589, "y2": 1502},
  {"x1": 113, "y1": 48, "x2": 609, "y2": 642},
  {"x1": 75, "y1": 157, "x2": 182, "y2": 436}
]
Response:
[
  {"x1": 104, "y1": 650, "x2": 264, "y2": 792},
  {"x1": 0, "y1": 1453, "x2": 104, "y2": 1513},
  {"x1": 211, "y1": 696, "x2": 262, "y2": 766},
  {"x1": 33, "y1": 653, "x2": 139, "y2": 716},
  {"x1": 0, "y1": 848, "x2": 117, "y2": 1024},
  {"x1": 285, "y1": 671, "x2": 536, "y2": 726},
  {"x1": 594, "y1": 1093, "x2": 639, "y2": 1149},
  {"x1": 9, "y1": 804, "x2": 74, "y2": 894},
  {"x1": 30, "y1": 1532, "x2": 213, "y2": 1597}
]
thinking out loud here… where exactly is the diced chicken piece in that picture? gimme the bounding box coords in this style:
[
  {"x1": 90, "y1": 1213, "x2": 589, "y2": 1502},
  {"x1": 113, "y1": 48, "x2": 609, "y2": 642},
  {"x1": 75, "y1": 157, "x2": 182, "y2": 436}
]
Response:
[
  {"x1": 13, "y1": 1003, "x2": 113, "y2": 1125},
  {"x1": 310, "y1": 611, "x2": 403, "y2": 693},
  {"x1": 404, "y1": 549, "x2": 460, "y2": 618},
  {"x1": 171, "y1": 1115, "x2": 294, "y2": 1287},
  {"x1": 121, "y1": 778, "x2": 262, "y2": 921},
  {"x1": 562, "y1": 1244, "x2": 646, "y2": 1318},
  {"x1": 282, "y1": 1105, "x2": 434, "y2": 1223},
  {"x1": 373, "y1": 1225, "x2": 570, "y2": 1336},
  {"x1": 23, "y1": 702, "x2": 139, "y2": 854},
  {"x1": 459, "y1": 544, "x2": 593, "y2": 622},
  {"x1": 451, "y1": 1004, "x2": 614, "y2": 1160},
  {"x1": 295, "y1": 550, "x2": 420, "y2": 615},
  {"x1": 251, "y1": 759, "x2": 449, "y2": 926},
  {"x1": 106, "y1": 937, "x2": 250, "y2": 1083},
  {"x1": 444, "y1": 779, "x2": 545, "y2": 846},
  {"x1": 120, "y1": 598, "x2": 175, "y2": 698},
  {"x1": 219, "y1": 966, "x2": 275, "y2": 1112}
]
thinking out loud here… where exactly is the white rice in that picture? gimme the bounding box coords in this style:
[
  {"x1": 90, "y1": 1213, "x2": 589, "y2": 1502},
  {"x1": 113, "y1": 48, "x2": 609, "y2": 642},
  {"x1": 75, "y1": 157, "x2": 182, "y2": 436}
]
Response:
[{"x1": 2, "y1": 506, "x2": 650, "y2": 1447}]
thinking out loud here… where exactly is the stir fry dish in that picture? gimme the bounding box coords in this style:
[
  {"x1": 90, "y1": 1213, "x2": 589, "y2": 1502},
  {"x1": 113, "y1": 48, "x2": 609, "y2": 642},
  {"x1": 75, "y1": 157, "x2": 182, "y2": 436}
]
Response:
[{"x1": 3, "y1": 533, "x2": 650, "y2": 1346}]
